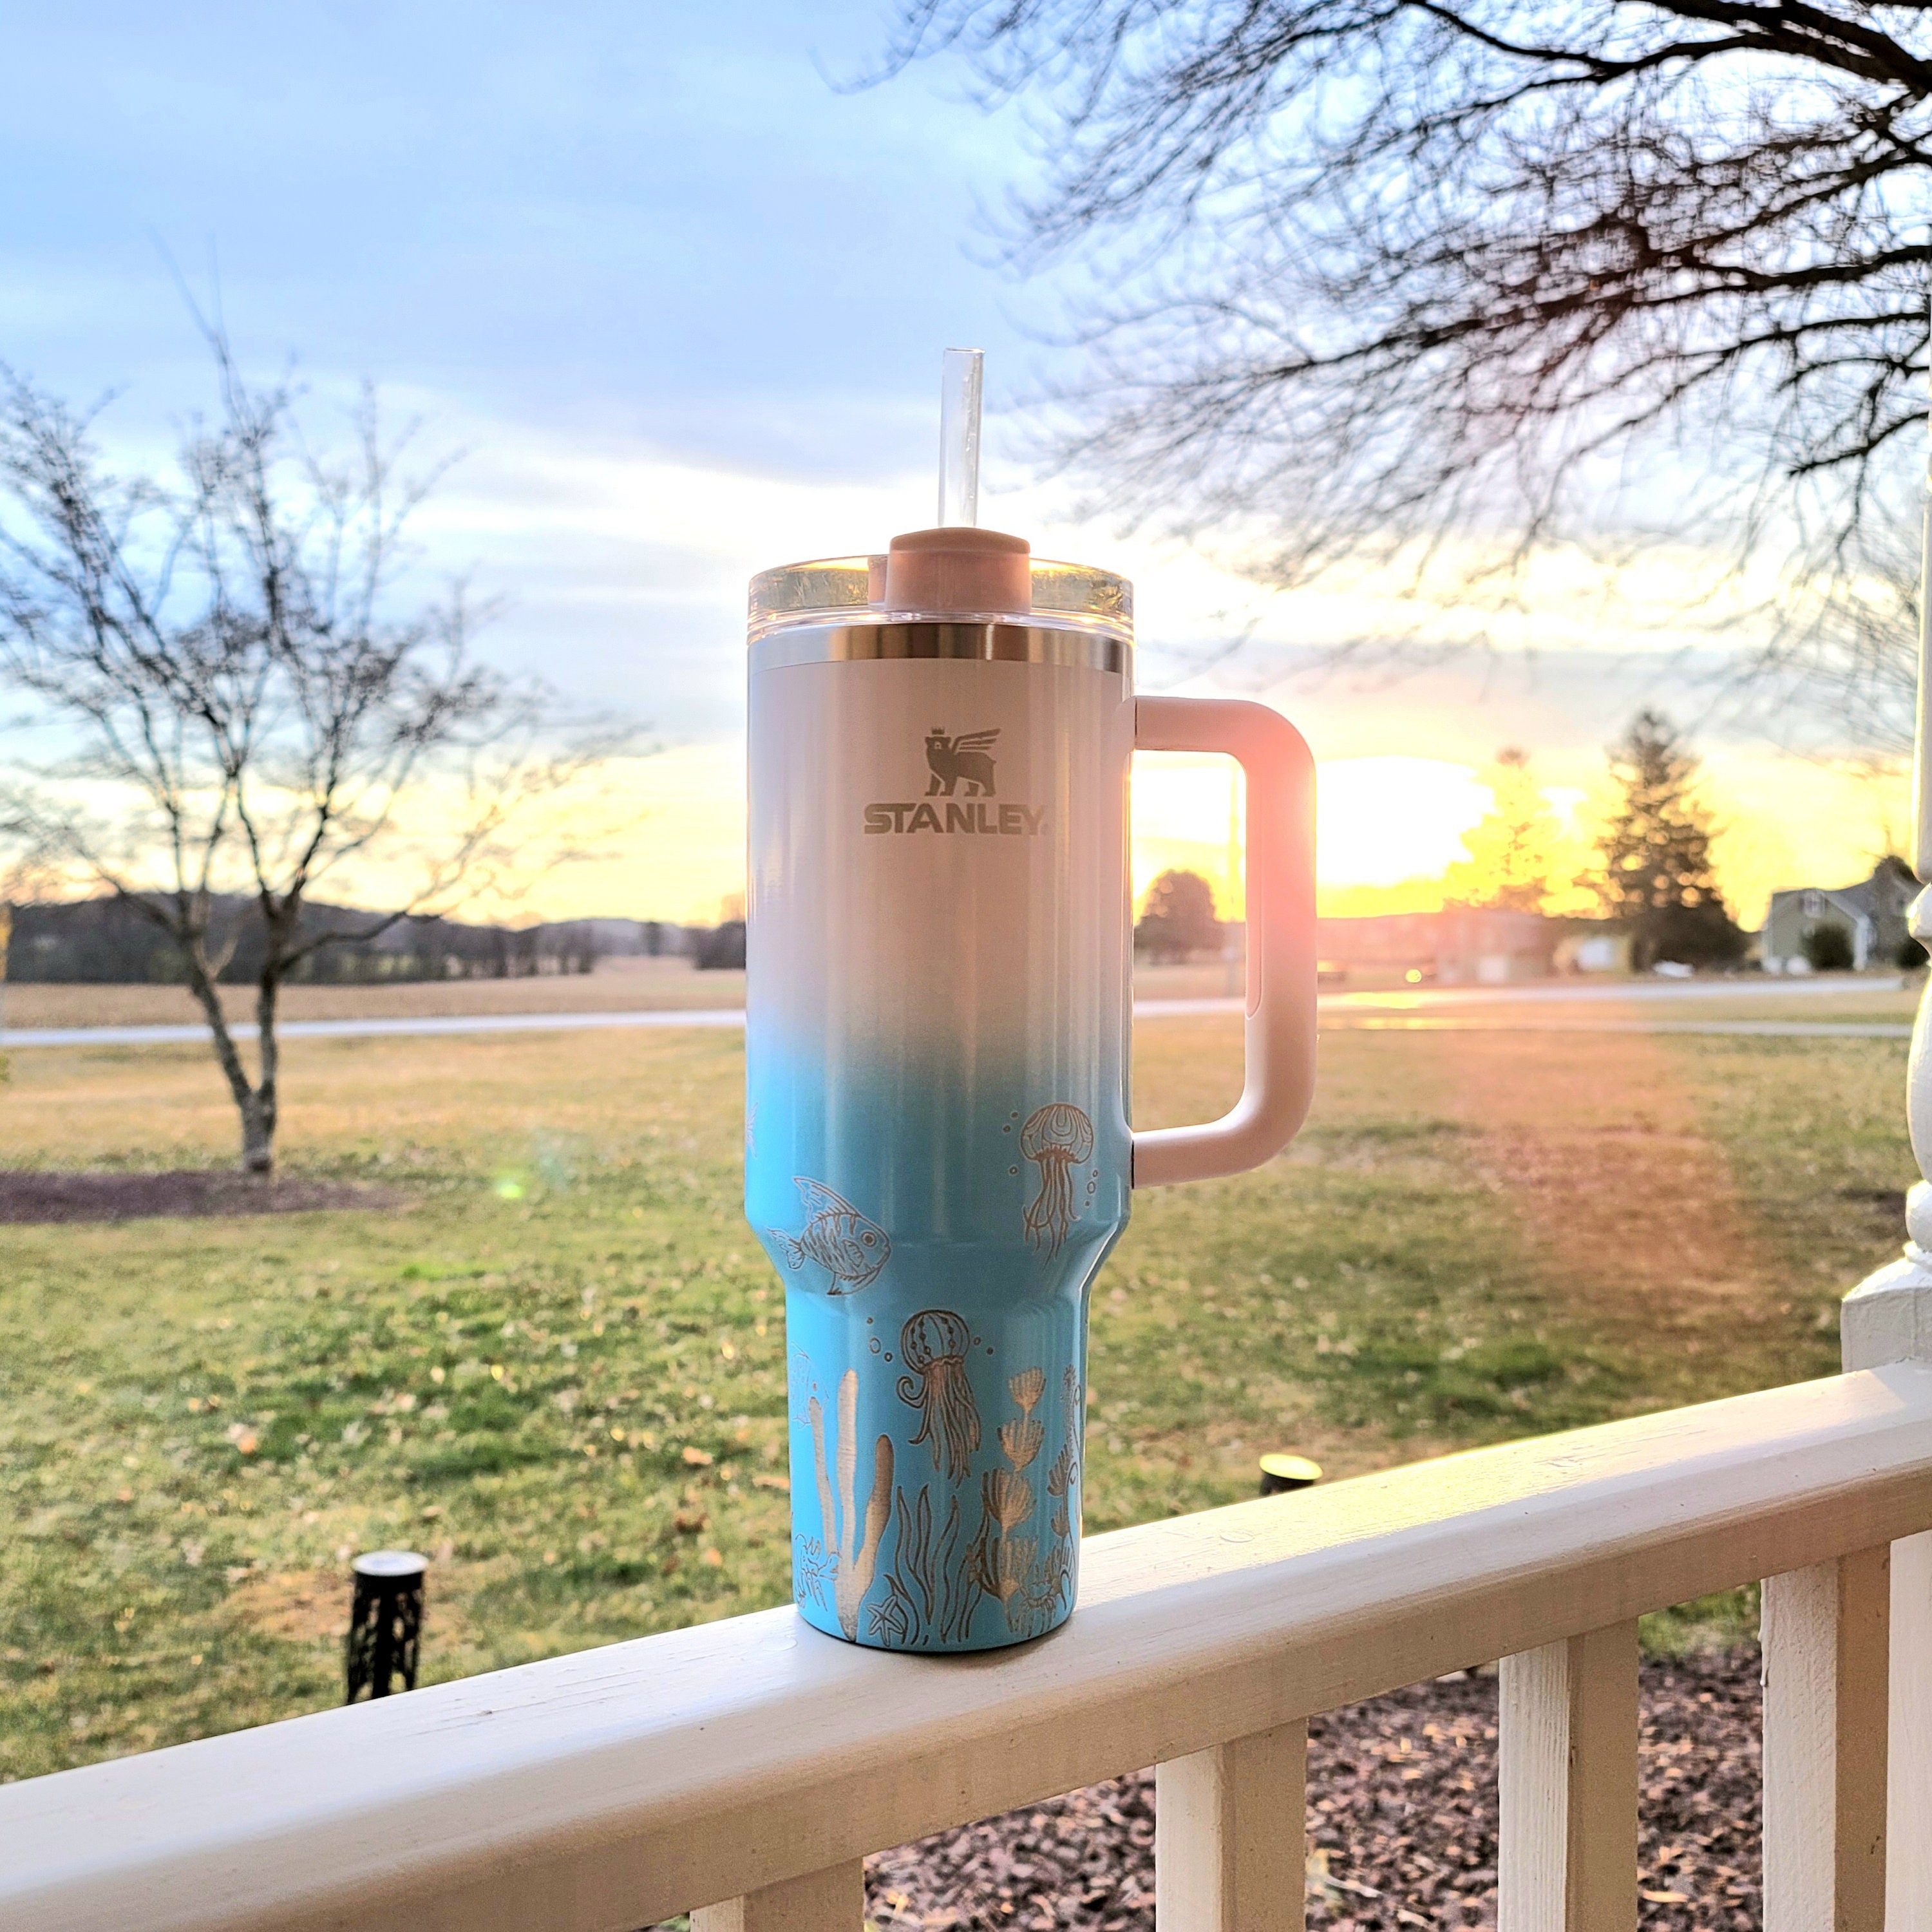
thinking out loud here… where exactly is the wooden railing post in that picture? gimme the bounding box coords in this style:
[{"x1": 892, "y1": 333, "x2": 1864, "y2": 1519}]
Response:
[
  {"x1": 1841, "y1": 1231, "x2": 1932, "y2": 1930},
  {"x1": 693, "y1": 1861, "x2": 862, "y2": 1932},
  {"x1": 1155, "y1": 1720, "x2": 1308, "y2": 1932},
  {"x1": 1497, "y1": 1620, "x2": 1638, "y2": 1932}
]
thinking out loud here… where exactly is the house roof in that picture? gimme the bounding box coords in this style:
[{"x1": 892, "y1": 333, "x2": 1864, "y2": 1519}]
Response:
[{"x1": 1768, "y1": 857, "x2": 1917, "y2": 922}]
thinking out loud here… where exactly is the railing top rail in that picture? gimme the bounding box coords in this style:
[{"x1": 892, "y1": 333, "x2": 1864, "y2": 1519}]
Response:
[{"x1": 6, "y1": 1365, "x2": 1930, "y2": 1932}]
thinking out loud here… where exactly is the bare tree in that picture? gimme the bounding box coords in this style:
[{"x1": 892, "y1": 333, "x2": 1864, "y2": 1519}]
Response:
[
  {"x1": 0, "y1": 336, "x2": 630, "y2": 1173},
  {"x1": 877, "y1": 2, "x2": 1928, "y2": 620},
  {"x1": 1748, "y1": 496, "x2": 1920, "y2": 759}
]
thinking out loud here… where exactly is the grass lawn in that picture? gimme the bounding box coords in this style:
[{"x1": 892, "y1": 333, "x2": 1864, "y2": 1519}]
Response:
[{"x1": 0, "y1": 1014, "x2": 1913, "y2": 1781}]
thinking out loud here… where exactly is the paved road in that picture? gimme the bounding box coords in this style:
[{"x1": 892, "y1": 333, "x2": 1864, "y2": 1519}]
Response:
[
  {"x1": 1326, "y1": 1016, "x2": 1911, "y2": 1039},
  {"x1": 1325, "y1": 972, "x2": 1908, "y2": 1007},
  {"x1": 1, "y1": 987, "x2": 1913, "y2": 1048}
]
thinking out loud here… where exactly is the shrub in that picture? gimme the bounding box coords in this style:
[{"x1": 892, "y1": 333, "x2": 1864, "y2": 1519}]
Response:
[{"x1": 1801, "y1": 923, "x2": 1856, "y2": 972}]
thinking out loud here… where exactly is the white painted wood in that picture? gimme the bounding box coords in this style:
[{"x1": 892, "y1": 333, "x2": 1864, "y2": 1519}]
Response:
[
  {"x1": 1762, "y1": 1547, "x2": 1890, "y2": 1932},
  {"x1": 1842, "y1": 1253, "x2": 1932, "y2": 1374},
  {"x1": 2, "y1": 1367, "x2": 1929, "y2": 1932},
  {"x1": 1155, "y1": 1721, "x2": 1307, "y2": 1932},
  {"x1": 692, "y1": 1861, "x2": 860, "y2": 1932},
  {"x1": 1842, "y1": 1255, "x2": 1932, "y2": 1931},
  {"x1": 1498, "y1": 1623, "x2": 1637, "y2": 1932},
  {"x1": 1912, "y1": 470, "x2": 1931, "y2": 873},
  {"x1": 1851, "y1": 299, "x2": 1929, "y2": 1932},
  {"x1": 1879, "y1": 1528, "x2": 1932, "y2": 1932}
]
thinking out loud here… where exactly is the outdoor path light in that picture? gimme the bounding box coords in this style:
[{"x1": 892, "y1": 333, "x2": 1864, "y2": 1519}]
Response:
[
  {"x1": 1258, "y1": 1452, "x2": 1323, "y2": 1497},
  {"x1": 344, "y1": 1549, "x2": 427, "y2": 1702}
]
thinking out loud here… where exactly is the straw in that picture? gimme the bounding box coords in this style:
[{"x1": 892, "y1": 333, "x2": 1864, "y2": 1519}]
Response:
[{"x1": 937, "y1": 348, "x2": 983, "y2": 527}]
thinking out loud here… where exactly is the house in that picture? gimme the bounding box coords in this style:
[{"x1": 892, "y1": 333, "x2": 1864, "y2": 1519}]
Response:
[
  {"x1": 1553, "y1": 924, "x2": 1634, "y2": 974},
  {"x1": 1761, "y1": 857, "x2": 1918, "y2": 972}
]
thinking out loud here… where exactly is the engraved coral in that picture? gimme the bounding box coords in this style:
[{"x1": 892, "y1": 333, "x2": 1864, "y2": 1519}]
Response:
[
  {"x1": 999, "y1": 1416, "x2": 1045, "y2": 1470},
  {"x1": 1008, "y1": 1367, "x2": 1045, "y2": 1415},
  {"x1": 985, "y1": 1535, "x2": 1036, "y2": 1604},
  {"x1": 984, "y1": 1466, "x2": 1034, "y2": 1531},
  {"x1": 806, "y1": 1368, "x2": 894, "y2": 1639}
]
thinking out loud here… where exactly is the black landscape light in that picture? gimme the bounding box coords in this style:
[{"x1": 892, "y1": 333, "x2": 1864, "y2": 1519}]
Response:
[
  {"x1": 345, "y1": 1549, "x2": 428, "y2": 1702},
  {"x1": 1257, "y1": 1452, "x2": 1323, "y2": 1497}
]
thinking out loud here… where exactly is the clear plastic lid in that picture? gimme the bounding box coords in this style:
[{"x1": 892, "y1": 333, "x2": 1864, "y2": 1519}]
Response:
[{"x1": 747, "y1": 554, "x2": 1133, "y2": 642}]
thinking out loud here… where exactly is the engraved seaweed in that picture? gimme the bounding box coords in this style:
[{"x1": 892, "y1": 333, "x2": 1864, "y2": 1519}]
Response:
[
  {"x1": 1017, "y1": 1366, "x2": 1085, "y2": 1633},
  {"x1": 1046, "y1": 1367, "x2": 1083, "y2": 1540},
  {"x1": 807, "y1": 1368, "x2": 895, "y2": 1639},
  {"x1": 876, "y1": 1481, "x2": 972, "y2": 1647},
  {"x1": 936, "y1": 1513, "x2": 982, "y2": 1645},
  {"x1": 899, "y1": 1485, "x2": 937, "y2": 1624}
]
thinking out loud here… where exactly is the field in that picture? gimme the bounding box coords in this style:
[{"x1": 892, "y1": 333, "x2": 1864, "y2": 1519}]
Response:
[
  {"x1": 0, "y1": 955, "x2": 746, "y2": 1028},
  {"x1": 0, "y1": 1010, "x2": 1914, "y2": 1783},
  {"x1": 3, "y1": 957, "x2": 1916, "y2": 1032}
]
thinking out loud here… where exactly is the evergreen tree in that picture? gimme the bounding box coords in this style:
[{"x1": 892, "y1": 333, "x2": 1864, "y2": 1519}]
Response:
[
  {"x1": 1443, "y1": 749, "x2": 1561, "y2": 916},
  {"x1": 1595, "y1": 712, "x2": 1744, "y2": 971},
  {"x1": 1135, "y1": 869, "x2": 1220, "y2": 963}
]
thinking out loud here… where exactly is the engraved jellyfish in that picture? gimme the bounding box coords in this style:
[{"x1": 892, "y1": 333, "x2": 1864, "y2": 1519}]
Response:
[
  {"x1": 896, "y1": 1309, "x2": 982, "y2": 1481},
  {"x1": 1020, "y1": 1103, "x2": 1094, "y2": 1256}
]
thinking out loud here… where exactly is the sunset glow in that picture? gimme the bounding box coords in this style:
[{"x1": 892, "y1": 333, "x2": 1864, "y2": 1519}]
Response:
[{"x1": 477, "y1": 736, "x2": 1905, "y2": 934}]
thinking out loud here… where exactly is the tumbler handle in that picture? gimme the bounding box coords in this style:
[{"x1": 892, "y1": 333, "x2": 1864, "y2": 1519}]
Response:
[{"x1": 1131, "y1": 696, "x2": 1318, "y2": 1187}]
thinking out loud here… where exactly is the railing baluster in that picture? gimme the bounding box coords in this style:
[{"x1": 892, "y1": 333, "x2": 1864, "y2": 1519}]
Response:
[
  {"x1": 1155, "y1": 1719, "x2": 1308, "y2": 1932},
  {"x1": 1498, "y1": 1620, "x2": 1638, "y2": 1931},
  {"x1": 692, "y1": 1861, "x2": 863, "y2": 1932},
  {"x1": 1879, "y1": 1525, "x2": 1932, "y2": 1929},
  {"x1": 1761, "y1": 1547, "x2": 1889, "y2": 1932},
  {"x1": 1843, "y1": 1234, "x2": 1932, "y2": 1928}
]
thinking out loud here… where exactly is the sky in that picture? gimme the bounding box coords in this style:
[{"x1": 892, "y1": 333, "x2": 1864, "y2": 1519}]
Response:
[{"x1": 0, "y1": 1, "x2": 1906, "y2": 928}]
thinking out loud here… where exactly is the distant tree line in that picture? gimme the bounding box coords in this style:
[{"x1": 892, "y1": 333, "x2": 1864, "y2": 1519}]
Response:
[{"x1": 3, "y1": 897, "x2": 705, "y2": 985}]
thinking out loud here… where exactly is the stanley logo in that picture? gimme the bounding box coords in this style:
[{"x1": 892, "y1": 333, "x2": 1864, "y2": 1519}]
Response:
[
  {"x1": 863, "y1": 726, "x2": 1048, "y2": 837},
  {"x1": 924, "y1": 726, "x2": 998, "y2": 797}
]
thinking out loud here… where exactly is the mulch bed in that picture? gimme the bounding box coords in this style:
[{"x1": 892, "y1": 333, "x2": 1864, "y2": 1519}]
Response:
[
  {"x1": 0, "y1": 1169, "x2": 406, "y2": 1224},
  {"x1": 860, "y1": 1648, "x2": 1761, "y2": 1930}
]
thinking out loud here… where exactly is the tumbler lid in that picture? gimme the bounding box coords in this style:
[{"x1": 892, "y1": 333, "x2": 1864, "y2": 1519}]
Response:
[{"x1": 747, "y1": 552, "x2": 1132, "y2": 641}]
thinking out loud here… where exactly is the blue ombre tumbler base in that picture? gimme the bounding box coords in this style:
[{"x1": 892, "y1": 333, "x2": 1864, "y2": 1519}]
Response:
[{"x1": 777, "y1": 1231, "x2": 1116, "y2": 1652}]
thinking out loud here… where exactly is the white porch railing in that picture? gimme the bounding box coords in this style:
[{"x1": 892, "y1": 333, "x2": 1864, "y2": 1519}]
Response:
[{"x1": 1, "y1": 1265, "x2": 1928, "y2": 1932}]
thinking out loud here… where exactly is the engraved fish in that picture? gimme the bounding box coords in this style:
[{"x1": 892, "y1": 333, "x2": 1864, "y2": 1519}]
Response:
[{"x1": 769, "y1": 1177, "x2": 891, "y2": 1294}]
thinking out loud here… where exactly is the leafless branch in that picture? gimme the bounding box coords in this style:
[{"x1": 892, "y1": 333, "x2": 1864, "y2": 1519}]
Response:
[{"x1": 875, "y1": 0, "x2": 1929, "y2": 726}]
